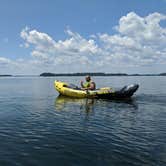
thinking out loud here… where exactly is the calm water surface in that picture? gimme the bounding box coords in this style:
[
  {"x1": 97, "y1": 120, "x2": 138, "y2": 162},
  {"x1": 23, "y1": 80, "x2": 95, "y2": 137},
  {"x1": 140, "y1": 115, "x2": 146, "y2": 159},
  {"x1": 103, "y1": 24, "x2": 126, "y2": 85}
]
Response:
[{"x1": 0, "y1": 76, "x2": 166, "y2": 166}]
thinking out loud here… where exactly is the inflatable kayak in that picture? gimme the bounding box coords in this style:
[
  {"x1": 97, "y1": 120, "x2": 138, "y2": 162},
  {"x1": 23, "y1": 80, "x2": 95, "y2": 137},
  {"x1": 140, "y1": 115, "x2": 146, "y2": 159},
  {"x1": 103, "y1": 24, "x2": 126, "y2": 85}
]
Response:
[{"x1": 54, "y1": 80, "x2": 139, "y2": 99}]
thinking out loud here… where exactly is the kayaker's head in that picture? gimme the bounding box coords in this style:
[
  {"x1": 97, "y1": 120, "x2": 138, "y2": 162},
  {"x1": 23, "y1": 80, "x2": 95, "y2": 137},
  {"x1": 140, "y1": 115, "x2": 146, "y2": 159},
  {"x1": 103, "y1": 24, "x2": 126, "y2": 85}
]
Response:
[{"x1": 85, "y1": 75, "x2": 91, "y2": 82}]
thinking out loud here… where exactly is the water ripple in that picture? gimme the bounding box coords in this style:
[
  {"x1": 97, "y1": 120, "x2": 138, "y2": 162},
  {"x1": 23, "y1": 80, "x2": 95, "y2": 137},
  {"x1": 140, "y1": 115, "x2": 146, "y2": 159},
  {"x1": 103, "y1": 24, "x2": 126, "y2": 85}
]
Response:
[{"x1": 0, "y1": 77, "x2": 166, "y2": 165}]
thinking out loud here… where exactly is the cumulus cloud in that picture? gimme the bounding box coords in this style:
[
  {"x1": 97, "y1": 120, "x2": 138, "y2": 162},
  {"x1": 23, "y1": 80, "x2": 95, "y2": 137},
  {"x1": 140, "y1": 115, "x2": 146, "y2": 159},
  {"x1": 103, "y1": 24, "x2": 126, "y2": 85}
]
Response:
[
  {"x1": 0, "y1": 57, "x2": 11, "y2": 65},
  {"x1": 99, "y1": 12, "x2": 166, "y2": 66},
  {"x1": 117, "y1": 12, "x2": 166, "y2": 44},
  {"x1": 20, "y1": 12, "x2": 166, "y2": 69},
  {"x1": 2, "y1": 12, "x2": 166, "y2": 74},
  {"x1": 20, "y1": 27, "x2": 102, "y2": 68}
]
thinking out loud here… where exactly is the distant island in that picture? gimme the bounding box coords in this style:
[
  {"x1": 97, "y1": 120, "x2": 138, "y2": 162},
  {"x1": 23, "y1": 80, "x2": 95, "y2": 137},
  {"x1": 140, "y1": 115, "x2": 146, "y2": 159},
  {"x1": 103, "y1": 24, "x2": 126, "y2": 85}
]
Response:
[
  {"x1": 160, "y1": 73, "x2": 166, "y2": 76},
  {"x1": 40, "y1": 72, "x2": 166, "y2": 77},
  {"x1": 40, "y1": 72, "x2": 128, "y2": 76},
  {"x1": 0, "y1": 73, "x2": 166, "y2": 77},
  {"x1": 0, "y1": 75, "x2": 12, "y2": 77}
]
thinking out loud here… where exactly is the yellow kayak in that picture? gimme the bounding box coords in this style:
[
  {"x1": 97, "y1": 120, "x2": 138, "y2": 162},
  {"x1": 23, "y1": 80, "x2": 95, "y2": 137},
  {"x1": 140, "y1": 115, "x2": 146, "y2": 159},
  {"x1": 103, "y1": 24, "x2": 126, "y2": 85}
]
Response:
[{"x1": 54, "y1": 80, "x2": 139, "y2": 99}]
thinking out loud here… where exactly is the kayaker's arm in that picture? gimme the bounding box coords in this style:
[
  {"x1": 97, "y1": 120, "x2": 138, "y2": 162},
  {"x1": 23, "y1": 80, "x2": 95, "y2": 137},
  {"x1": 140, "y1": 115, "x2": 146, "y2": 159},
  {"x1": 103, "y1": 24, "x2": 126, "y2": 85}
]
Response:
[
  {"x1": 81, "y1": 80, "x2": 85, "y2": 88},
  {"x1": 89, "y1": 82, "x2": 96, "y2": 90}
]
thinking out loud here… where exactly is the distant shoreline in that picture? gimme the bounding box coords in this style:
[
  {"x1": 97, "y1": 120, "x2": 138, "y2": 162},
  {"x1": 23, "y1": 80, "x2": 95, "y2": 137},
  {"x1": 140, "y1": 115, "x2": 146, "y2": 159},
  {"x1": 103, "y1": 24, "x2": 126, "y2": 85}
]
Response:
[
  {"x1": 0, "y1": 75, "x2": 12, "y2": 77},
  {"x1": 0, "y1": 73, "x2": 166, "y2": 77},
  {"x1": 39, "y1": 72, "x2": 166, "y2": 77}
]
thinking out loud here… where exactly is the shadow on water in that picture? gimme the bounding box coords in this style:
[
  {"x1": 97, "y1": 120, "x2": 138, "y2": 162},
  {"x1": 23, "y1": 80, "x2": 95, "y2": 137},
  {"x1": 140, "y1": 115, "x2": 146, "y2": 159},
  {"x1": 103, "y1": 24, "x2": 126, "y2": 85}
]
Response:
[{"x1": 54, "y1": 95, "x2": 138, "y2": 113}]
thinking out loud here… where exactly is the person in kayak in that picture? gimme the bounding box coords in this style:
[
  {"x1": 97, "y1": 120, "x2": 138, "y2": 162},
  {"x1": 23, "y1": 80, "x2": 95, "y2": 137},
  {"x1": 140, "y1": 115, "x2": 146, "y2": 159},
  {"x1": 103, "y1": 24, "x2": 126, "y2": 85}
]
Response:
[{"x1": 81, "y1": 75, "x2": 96, "y2": 90}]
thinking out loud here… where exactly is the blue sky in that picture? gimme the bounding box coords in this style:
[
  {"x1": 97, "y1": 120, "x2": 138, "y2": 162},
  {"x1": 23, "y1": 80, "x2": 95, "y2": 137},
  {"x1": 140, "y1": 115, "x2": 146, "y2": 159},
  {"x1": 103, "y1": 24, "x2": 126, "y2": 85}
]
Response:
[{"x1": 0, "y1": 0, "x2": 166, "y2": 74}]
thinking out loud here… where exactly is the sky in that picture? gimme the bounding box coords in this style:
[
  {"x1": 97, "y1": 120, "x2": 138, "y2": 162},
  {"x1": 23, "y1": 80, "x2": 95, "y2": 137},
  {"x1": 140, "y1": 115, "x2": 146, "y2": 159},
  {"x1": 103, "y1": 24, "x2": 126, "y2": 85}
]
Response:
[{"x1": 0, "y1": 0, "x2": 166, "y2": 74}]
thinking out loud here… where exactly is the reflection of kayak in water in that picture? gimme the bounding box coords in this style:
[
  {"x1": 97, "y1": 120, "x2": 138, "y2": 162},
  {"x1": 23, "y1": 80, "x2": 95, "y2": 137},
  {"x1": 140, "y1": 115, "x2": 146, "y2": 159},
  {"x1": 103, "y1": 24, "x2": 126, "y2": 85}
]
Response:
[
  {"x1": 55, "y1": 95, "x2": 87, "y2": 106},
  {"x1": 55, "y1": 95, "x2": 138, "y2": 112},
  {"x1": 55, "y1": 95, "x2": 95, "y2": 112},
  {"x1": 54, "y1": 81, "x2": 139, "y2": 99}
]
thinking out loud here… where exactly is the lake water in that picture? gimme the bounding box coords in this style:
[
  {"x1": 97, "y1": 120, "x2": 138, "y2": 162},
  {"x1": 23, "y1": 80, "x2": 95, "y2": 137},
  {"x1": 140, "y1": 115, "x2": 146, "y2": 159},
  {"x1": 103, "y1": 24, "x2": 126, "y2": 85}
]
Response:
[{"x1": 0, "y1": 76, "x2": 166, "y2": 166}]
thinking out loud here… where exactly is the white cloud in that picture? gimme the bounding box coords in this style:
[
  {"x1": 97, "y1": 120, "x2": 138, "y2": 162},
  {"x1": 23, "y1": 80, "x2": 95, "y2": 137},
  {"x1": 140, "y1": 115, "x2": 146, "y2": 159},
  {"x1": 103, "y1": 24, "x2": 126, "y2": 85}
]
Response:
[
  {"x1": 20, "y1": 27, "x2": 56, "y2": 50},
  {"x1": 116, "y1": 12, "x2": 166, "y2": 47},
  {"x1": 0, "y1": 57, "x2": 11, "y2": 65},
  {"x1": 20, "y1": 12, "x2": 165, "y2": 70},
  {"x1": 99, "y1": 12, "x2": 166, "y2": 66},
  {"x1": 1, "y1": 12, "x2": 166, "y2": 74},
  {"x1": 20, "y1": 27, "x2": 101, "y2": 67}
]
